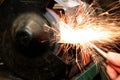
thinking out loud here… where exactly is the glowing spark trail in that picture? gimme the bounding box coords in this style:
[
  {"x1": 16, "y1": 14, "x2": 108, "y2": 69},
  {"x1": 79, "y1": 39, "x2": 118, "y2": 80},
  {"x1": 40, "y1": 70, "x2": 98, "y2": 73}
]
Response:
[
  {"x1": 54, "y1": 0, "x2": 120, "y2": 69},
  {"x1": 89, "y1": 42, "x2": 107, "y2": 58},
  {"x1": 58, "y1": 21, "x2": 120, "y2": 45}
]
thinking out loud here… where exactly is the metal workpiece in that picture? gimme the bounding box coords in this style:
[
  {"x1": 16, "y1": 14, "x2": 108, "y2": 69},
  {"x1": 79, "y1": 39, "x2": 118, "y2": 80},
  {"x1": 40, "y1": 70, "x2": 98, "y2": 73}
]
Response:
[
  {"x1": 12, "y1": 12, "x2": 55, "y2": 57},
  {"x1": 0, "y1": 0, "x2": 58, "y2": 57},
  {"x1": 0, "y1": 0, "x2": 67, "y2": 80}
]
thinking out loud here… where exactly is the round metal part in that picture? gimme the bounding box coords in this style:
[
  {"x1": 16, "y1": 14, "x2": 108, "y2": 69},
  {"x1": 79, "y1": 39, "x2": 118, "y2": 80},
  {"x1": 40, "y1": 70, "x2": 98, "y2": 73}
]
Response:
[{"x1": 0, "y1": 1, "x2": 66, "y2": 80}]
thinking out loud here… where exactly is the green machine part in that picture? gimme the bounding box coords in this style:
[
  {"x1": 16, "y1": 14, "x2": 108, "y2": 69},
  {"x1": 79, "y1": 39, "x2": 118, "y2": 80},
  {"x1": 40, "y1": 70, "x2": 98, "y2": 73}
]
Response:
[{"x1": 73, "y1": 63, "x2": 109, "y2": 80}]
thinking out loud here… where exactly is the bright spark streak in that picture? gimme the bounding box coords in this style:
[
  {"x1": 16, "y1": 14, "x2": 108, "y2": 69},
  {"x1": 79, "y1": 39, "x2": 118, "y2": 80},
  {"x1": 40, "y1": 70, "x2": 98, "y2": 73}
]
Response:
[
  {"x1": 58, "y1": 21, "x2": 118, "y2": 45},
  {"x1": 89, "y1": 42, "x2": 107, "y2": 58},
  {"x1": 54, "y1": 0, "x2": 120, "y2": 46},
  {"x1": 54, "y1": 0, "x2": 120, "y2": 69}
]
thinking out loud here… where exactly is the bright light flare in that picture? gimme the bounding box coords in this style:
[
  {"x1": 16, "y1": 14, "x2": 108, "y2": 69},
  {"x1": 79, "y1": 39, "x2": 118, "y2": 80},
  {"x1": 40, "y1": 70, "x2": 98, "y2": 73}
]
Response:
[
  {"x1": 54, "y1": 0, "x2": 120, "y2": 70},
  {"x1": 58, "y1": 21, "x2": 119, "y2": 45}
]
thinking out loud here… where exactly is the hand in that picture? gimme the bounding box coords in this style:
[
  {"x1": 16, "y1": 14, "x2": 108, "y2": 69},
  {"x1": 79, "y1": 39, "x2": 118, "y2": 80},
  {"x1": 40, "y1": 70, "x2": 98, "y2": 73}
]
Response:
[{"x1": 106, "y1": 52, "x2": 120, "y2": 80}]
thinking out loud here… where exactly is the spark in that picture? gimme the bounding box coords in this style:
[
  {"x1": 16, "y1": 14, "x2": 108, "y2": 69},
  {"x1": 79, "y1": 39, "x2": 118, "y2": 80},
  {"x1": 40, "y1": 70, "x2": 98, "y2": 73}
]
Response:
[
  {"x1": 89, "y1": 42, "x2": 107, "y2": 58},
  {"x1": 54, "y1": 0, "x2": 120, "y2": 69},
  {"x1": 58, "y1": 21, "x2": 119, "y2": 45}
]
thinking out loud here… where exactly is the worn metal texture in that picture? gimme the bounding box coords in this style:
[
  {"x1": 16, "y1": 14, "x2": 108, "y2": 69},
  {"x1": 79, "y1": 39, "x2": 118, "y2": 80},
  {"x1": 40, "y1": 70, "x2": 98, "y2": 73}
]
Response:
[{"x1": 0, "y1": 0, "x2": 66, "y2": 80}]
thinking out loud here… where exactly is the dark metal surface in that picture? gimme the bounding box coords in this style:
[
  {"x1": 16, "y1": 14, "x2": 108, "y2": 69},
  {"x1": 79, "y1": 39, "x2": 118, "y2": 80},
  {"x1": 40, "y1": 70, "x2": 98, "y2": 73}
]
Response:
[{"x1": 0, "y1": 0, "x2": 67, "y2": 80}]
